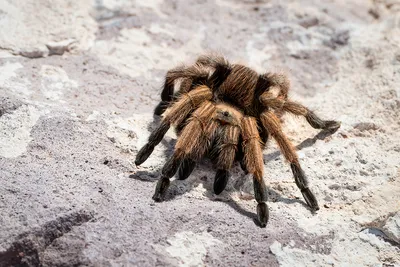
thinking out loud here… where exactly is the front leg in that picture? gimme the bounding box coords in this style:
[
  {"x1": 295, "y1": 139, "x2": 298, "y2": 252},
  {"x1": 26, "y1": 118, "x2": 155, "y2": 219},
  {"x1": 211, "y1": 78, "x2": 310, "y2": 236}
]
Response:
[
  {"x1": 213, "y1": 124, "x2": 240, "y2": 194},
  {"x1": 135, "y1": 121, "x2": 170, "y2": 166},
  {"x1": 136, "y1": 86, "x2": 213, "y2": 166},
  {"x1": 177, "y1": 158, "x2": 196, "y2": 180},
  {"x1": 153, "y1": 102, "x2": 217, "y2": 201},
  {"x1": 153, "y1": 155, "x2": 181, "y2": 201},
  {"x1": 241, "y1": 116, "x2": 270, "y2": 227}
]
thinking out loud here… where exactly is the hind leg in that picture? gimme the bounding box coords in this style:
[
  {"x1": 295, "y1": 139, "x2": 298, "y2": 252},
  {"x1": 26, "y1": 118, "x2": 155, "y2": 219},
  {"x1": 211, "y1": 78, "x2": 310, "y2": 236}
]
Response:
[
  {"x1": 155, "y1": 63, "x2": 209, "y2": 115},
  {"x1": 241, "y1": 116, "x2": 270, "y2": 227}
]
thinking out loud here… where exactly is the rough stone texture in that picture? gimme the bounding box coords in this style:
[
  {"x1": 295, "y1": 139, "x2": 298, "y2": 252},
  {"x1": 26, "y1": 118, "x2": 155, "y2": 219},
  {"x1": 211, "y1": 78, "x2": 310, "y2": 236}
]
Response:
[{"x1": 0, "y1": 0, "x2": 399, "y2": 266}]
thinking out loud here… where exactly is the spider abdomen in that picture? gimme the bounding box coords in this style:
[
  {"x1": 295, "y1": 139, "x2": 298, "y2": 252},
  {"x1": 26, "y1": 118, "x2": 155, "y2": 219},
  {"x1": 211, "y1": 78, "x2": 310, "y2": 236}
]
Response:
[{"x1": 217, "y1": 65, "x2": 258, "y2": 108}]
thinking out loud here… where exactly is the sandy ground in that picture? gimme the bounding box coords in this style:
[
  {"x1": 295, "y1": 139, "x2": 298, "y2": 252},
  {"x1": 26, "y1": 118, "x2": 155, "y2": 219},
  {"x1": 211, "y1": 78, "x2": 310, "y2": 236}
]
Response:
[{"x1": 0, "y1": 0, "x2": 399, "y2": 266}]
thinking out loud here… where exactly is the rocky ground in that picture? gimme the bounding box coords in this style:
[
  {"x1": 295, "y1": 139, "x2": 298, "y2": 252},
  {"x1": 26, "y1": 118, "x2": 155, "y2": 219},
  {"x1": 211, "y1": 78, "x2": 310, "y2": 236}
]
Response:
[{"x1": 0, "y1": 0, "x2": 399, "y2": 266}]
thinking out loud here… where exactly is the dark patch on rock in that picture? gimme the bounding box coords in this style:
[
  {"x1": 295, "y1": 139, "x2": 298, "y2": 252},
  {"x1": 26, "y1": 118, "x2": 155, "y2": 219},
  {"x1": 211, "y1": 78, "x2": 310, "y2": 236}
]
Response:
[
  {"x1": 0, "y1": 96, "x2": 23, "y2": 117},
  {"x1": 0, "y1": 211, "x2": 93, "y2": 267}
]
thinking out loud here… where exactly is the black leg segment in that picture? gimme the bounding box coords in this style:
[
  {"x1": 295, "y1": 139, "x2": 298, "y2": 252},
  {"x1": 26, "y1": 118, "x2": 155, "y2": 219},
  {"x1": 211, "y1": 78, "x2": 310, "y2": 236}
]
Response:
[
  {"x1": 135, "y1": 121, "x2": 170, "y2": 166},
  {"x1": 290, "y1": 163, "x2": 319, "y2": 211},
  {"x1": 162, "y1": 155, "x2": 181, "y2": 178},
  {"x1": 152, "y1": 155, "x2": 182, "y2": 202},
  {"x1": 161, "y1": 77, "x2": 174, "y2": 102},
  {"x1": 253, "y1": 177, "x2": 269, "y2": 227},
  {"x1": 213, "y1": 169, "x2": 230, "y2": 195},
  {"x1": 306, "y1": 111, "x2": 340, "y2": 131},
  {"x1": 154, "y1": 101, "x2": 169, "y2": 116},
  {"x1": 177, "y1": 158, "x2": 196, "y2": 180},
  {"x1": 152, "y1": 176, "x2": 170, "y2": 202}
]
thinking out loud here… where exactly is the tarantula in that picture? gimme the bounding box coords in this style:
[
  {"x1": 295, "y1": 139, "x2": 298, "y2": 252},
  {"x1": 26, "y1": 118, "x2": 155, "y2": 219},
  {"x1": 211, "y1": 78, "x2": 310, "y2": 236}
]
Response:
[{"x1": 135, "y1": 54, "x2": 340, "y2": 227}]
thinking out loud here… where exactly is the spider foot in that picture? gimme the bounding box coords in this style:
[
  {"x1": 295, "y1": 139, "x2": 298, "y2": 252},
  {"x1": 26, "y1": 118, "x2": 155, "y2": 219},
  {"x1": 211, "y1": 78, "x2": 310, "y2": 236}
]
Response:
[
  {"x1": 152, "y1": 176, "x2": 170, "y2": 202},
  {"x1": 178, "y1": 159, "x2": 196, "y2": 180},
  {"x1": 213, "y1": 169, "x2": 230, "y2": 195},
  {"x1": 257, "y1": 203, "x2": 269, "y2": 228},
  {"x1": 135, "y1": 144, "x2": 154, "y2": 166},
  {"x1": 324, "y1": 120, "x2": 341, "y2": 131},
  {"x1": 301, "y1": 188, "x2": 320, "y2": 211}
]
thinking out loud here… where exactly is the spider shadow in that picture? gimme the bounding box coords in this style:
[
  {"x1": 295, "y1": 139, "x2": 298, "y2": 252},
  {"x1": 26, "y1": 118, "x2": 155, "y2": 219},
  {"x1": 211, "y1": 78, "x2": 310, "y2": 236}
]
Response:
[
  {"x1": 135, "y1": 117, "x2": 328, "y2": 225},
  {"x1": 130, "y1": 160, "x2": 259, "y2": 222},
  {"x1": 131, "y1": 161, "x2": 313, "y2": 227},
  {"x1": 165, "y1": 167, "x2": 261, "y2": 225},
  {"x1": 267, "y1": 188, "x2": 310, "y2": 210},
  {"x1": 130, "y1": 170, "x2": 159, "y2": 183},
  {"x1": 264, "y1": 127, "x2": 339, "y2": 162}
]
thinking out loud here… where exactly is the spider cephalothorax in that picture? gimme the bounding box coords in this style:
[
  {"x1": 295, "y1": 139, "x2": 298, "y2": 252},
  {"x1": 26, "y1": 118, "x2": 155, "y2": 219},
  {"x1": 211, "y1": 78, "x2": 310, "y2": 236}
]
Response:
[{"x1": 135, "y1": 54, "x2": 340, "y2": 227}]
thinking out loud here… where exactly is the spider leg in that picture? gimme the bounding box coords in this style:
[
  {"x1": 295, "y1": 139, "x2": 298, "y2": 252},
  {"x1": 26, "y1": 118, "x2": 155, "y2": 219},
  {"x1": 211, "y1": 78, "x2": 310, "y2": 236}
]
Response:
[
  {"x1": 264, "y1": 72, "x2": 291, "y2": 99},
  {"x1": 283, "y1": 101, "x2": 341, "y2": 131},
  {"x1": 195, "y1": 54, "x2": 230, "y2": 68},
  {"x1": 241, "y1": 117, "x2": 269, "y2": 227},
  {"x1": 153, "y1": 154, "x2": 182, "y2": 201},
  {"x1": 135, "y1": 121, "x2": 171, "y2": 166},
  {"x1": 155, "y1": 66, "x2": 183, "y2": 115},
  {"x1": 177, "y1": 158, "x2": 196, "y2": 180},
  {"x1": 213, "y1": 125, "x2": 240, "y2": 194},
  {"x1": 153, "y1": 101, "x2": 218, "y2": 201},
  {"x1": 135, "y1": 85, "x2": 213, "y2": 165},
  {"x1": 155, "y1": 64, "x2": 209, "y2": 115},
  {"x1": 196, "y1": 54, "x2": 232, "y2": 89},
  {"x1": 236, "y1": 138, "x2": 249, "y2": 174},
  {"x1": 260, "y1": 110, "x2": 319, "y2": 211},
  {"x1": 260, "y1": 93, "x2": 340, "y2": 131},
  {"x1": 214, "y1": 170, "x2": 230, "y2": 195}
]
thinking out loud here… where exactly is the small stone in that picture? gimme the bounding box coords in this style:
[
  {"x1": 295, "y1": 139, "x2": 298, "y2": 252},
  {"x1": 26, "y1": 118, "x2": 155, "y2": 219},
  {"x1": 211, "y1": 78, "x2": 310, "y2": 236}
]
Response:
[
  {"x1": 19, "y1": 48, "x2": 47, "y2": 58},
  {"x1": 353, "y1": 122, "x2": 379, "y2": 132},
  {"x1": 383, "y1": 212, "x2": 400, "y2": 243},
  {"x1": 328, "y1": 184, "x2": 340, "y2": 190},
  {"x1": 334, "y1": 160, "x2": 343, "y2": 166},
  {"x1": 46, "y1": 39, "x2": 76, "y2": 56},
  {"x1": 299, "y1": 17, "x2": 319, "y2": 28}
]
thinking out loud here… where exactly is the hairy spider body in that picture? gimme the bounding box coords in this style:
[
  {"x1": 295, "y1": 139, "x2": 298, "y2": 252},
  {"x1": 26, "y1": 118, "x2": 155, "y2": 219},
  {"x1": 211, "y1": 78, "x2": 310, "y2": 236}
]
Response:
[{"x1": 136, "y1": 54, "x2": 340, "y2": 227}]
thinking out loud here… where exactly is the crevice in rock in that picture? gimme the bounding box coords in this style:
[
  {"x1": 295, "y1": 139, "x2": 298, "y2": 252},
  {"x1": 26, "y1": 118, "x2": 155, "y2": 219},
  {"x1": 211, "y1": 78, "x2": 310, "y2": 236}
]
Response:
[
  {"x1": 0, "y1": 210, "x2": 94, "y2": 267},
  {"x1": 360, "y1": 212, "x2": 400, "y2": 248},
  {"x1": 360, "y1": 228, "x2": 400, "y2": 249}
]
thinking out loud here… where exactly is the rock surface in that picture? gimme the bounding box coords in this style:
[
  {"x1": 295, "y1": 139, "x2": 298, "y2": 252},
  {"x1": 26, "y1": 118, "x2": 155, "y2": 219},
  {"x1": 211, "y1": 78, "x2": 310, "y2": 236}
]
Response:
[{"x1": 1, "y1": 0, "x2": 399, "y2": 266}]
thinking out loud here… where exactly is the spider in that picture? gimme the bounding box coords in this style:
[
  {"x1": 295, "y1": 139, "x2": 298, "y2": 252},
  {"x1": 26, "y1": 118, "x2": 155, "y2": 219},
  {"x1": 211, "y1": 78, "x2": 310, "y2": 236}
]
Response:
[{"x1": 135, "y1": 54, "x2": 340, "y2": 227}]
